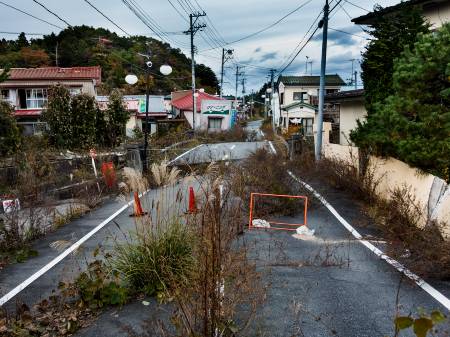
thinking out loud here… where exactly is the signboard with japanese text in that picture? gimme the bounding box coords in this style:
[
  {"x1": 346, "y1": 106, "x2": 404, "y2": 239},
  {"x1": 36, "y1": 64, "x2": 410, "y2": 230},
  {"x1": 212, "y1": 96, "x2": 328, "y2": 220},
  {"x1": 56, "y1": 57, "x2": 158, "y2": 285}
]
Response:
[{"x1": 201, "y1": 100, "x2": 232, "y2": 115}]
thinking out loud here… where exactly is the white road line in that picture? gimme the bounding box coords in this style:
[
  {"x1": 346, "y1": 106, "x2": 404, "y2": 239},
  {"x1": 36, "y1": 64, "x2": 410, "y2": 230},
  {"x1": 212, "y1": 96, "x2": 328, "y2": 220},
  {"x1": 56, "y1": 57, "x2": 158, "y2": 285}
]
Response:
[
  {"x1": 287, "y1": 170, "x2": 450, "y2": 311},
  {"x1": 168, "y1": 144, "x2": 204, "y2": 165},
  {"x1": 230, "y1": 145, "x2": 236, "y2": 150},
  {"x1": 268, "y1": 141, "x2": 277, "y2": 154},
  {"x1": 0, "y1": 145, "x2": 203, "y2": 306},
  {"x1": 0, "y1": 192, "x2": 146, "y2": 306}
]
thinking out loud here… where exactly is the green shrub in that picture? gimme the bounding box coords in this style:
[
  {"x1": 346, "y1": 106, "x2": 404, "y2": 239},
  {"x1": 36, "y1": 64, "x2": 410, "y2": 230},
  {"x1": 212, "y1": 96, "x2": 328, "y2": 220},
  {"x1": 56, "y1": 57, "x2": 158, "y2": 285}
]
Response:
[
  {"x1": 0, "y1": 101, "x2": 21, "y2": 156},
  {"x1": 74, "y1": 260, "x2": 129, "y2": 309},
  {"x1": 110, "y1": 221, "x2": 196, "y2": 296}
]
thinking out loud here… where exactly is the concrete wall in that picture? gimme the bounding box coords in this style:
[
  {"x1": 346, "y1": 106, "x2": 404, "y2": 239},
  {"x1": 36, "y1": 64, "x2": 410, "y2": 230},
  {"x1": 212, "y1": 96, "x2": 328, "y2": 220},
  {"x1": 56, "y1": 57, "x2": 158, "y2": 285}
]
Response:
[
  {"x1": 322, "y1": 143, "x2": 450, "y2": 238},
  {"x1": 280, "y1": 85, "x2": 341, "y2": 107},
  {"x1": 424, "y1": 2, "x2": 450, "y2": 29},
  {"x1": 339, "y1": 101, "x2": 367, "y2": 145}
]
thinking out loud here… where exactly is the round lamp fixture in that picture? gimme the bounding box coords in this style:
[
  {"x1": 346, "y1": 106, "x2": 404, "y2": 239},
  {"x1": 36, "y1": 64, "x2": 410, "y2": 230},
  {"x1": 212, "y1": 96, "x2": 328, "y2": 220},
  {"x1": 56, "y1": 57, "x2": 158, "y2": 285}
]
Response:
[
  {"x1": 160, "y1": 64, "x2": 173, "y2": 76},
  {"x1": 125, "y1": 74, "x2": 138, "y2": 85}
]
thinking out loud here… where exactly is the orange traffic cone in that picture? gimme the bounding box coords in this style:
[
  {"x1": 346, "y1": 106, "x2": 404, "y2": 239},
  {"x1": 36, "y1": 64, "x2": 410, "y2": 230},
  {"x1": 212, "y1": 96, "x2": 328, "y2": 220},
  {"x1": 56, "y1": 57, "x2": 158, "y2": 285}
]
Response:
[
  {"x1": 188, "y1": 187, "x2": 197, "y2": 214},
  {"x1": 130, "y1": 191, "x2": 147, "y2": 217}
]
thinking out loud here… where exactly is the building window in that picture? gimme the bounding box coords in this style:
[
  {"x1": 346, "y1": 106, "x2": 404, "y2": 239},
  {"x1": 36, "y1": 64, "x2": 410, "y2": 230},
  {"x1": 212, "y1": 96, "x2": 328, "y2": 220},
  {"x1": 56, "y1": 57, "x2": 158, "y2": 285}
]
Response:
[
  {"x1": 0, "y1": 89, "x2": 9, "y2": 100},
  {"x1": 302, "y1": 118, "x2": 313, "y2": 136},
  {"x1": 69, "y1": 87, "x2": 82, "y2": 95},
  {"x1": 25, "y1": 88, "x2": 48, "y2": 109},
  {"x1": 293, "y1": 92, "x2": 307, "y2": 102},
  {"x1": 208, "y1": 117, "x2": 222, "y2": 130},
  {"x1": 280, "y1": 92, "x2": 284, "y2": 105},
  {"x1": 326, "y1": 89, "x2": 338, "y2": 94}
]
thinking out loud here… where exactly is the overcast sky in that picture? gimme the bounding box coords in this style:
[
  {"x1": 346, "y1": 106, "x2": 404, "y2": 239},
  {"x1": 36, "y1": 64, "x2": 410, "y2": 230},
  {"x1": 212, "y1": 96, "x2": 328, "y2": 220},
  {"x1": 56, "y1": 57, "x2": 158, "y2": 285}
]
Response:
[{"x1": 0, "y1": 0, "x2": 399, "y2": 94}]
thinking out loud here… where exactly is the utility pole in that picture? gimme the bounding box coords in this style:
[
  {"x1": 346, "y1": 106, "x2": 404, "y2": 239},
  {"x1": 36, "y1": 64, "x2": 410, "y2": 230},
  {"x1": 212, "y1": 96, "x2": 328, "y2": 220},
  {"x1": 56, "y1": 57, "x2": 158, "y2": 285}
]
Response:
[
  {"x1": 55, "y1": 42, "x2": 59, "y2": 67},
  {"x1": 269, "y1": 68, "x2": 276, "y2": 128},
  {"x1": 250, "y1": 89, "x2": 254, "y2": 118},
  {"x1": 305, "y1": 56, "x2": 309, "y2": 74},
  {"x1": 220, "y1": 48, "x2": 233, "y2": 98},
  {"x1": 241, "y1": 76, "x2": 246, "y2": 106},
  {"x1": 309, "y1": 61, "x2": 313, "y2": 75},
  {"x1": 185, "y1": 12, "x2": 206, "y2": 132},
  {"x1": 354, "y1": 71, "x2": 357, "y2": 90},
  {"x1": 235, "y1": 65, "x2": 243, "y2": 110},
  {"x1": 315, "y1": 0, "x2": 329, "y2": 161}
]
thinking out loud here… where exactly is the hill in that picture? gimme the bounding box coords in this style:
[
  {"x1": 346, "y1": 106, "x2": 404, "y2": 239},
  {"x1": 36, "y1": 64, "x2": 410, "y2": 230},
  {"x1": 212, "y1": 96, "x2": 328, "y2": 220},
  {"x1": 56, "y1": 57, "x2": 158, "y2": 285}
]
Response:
[{"x1": 0, "y1": 26, "x2": 219, "y2": 95}]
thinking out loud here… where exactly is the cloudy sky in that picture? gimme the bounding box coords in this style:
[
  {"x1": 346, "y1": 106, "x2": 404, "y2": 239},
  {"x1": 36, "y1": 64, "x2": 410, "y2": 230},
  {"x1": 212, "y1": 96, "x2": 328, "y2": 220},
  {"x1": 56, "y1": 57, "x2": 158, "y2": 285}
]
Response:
[{"x1": 0, "y1": 0, "x2": 399, "y2": 94}]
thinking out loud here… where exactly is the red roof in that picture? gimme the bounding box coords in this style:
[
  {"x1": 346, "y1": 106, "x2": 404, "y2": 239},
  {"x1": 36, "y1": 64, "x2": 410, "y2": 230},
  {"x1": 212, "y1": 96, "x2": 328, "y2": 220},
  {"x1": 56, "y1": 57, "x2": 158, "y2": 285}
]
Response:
[
  {"x1": 3, "y1": 67, "x2": 101, "y2": 83},
  {"x1": 172, "y1": 91, "x2": 223, "y2": 112},
  {"x1": 14, "y1": 109, "x2": 41, "y2": 117}
]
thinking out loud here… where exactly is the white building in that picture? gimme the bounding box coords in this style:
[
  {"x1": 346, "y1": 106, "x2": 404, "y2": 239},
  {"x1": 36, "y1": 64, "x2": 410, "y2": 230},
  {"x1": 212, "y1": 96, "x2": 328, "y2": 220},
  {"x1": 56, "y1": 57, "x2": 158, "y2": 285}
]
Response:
[{"x1": 352, "y1": 0, "x2": 450, "y2": 29}]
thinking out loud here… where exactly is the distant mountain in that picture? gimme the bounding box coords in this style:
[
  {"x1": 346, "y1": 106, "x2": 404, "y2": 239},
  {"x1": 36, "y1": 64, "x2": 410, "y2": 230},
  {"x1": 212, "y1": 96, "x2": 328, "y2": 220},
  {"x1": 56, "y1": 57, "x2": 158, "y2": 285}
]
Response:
[{"x1": 0, "y1": 26, "x2": 219, "y2": 95}]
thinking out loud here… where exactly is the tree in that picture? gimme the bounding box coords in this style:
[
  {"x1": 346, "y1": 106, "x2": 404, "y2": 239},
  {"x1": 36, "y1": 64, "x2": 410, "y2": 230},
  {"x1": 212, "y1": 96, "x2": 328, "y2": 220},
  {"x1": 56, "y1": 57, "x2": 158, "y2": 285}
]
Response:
[
  {"x1": 71, "y1": 94, "x2": 98, "y2": 149},
  {"x1": 196, "y1": 63, "x2": 219, "y2": 94},
  {"x1": 105, "y1": 89, "x2": 129, "y2": 146},
  {"x1": 360, "y1": 4, "x2": 429, "y2": 114},
  {"x1": 19, "y1": 47, "x2": 50, "y2": 67},
  {"x1": 0, "y1": 101, "x2": 21, "y2": 156},
  {"x1": 42, "y1": 85, "x2": 72, "y2": 148},
  {"x1": 351, "y1": 23, "x2": 450, "y2": 181}
]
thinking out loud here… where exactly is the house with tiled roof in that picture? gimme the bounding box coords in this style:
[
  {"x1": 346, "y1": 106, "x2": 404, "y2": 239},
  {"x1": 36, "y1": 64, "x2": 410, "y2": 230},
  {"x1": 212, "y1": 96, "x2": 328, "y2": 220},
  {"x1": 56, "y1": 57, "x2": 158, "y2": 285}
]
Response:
[
  {"x1": 171, "y1": 90, "x2": 233, "y2": 131},
  {"x1": 352, "y1": 0, "x2": 449, "y2": 29},
  {"x1": 0, "y1": 66, "x2": 101, "y2": 135},
  {"x1": 277, "y1": 74, "x2": 345, "y2": 135}
]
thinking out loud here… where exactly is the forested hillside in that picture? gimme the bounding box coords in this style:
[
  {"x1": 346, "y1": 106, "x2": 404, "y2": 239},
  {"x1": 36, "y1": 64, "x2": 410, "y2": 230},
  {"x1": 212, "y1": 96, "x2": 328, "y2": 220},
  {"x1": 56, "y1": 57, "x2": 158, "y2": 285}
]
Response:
[{"x1": 0, "y1": 26, "x2": 219, "y2": 95}]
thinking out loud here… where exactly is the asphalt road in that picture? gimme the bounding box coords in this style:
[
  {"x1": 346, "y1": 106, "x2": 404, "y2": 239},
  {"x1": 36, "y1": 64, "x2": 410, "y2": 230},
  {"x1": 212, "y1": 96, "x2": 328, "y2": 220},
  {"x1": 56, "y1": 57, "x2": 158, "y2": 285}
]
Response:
[
  {"x1": 170, "y1": 141, "x2": 266, "y2": 165},
  {"x1": 243, "y1": 178, "x2": 450, "y2": 337},
  {"x1": 1, "y1": 135, "x2": 449, "y2": 336}
]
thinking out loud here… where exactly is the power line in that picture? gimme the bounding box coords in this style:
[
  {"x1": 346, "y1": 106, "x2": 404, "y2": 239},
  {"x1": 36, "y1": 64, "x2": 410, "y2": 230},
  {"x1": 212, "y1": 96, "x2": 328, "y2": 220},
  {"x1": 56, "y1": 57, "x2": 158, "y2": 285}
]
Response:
[
  {"x1": 32, "y1": 0, "x2": 71, "y2": 27},
  {"x1": 0, "y1": 31, "x2": 45, "y2": 36},
  {"x1": 0, "y1": 1, "x2": 63, "y2": 30},
  {"x1": 343, "y1": 0, "x2": 369, "y2": 12},
  {"x1": 329, "y1": 27, "x2": 366, "y2": 39},
  {"x1": 82, "y1": 0, "x2": 131, "y2": 36},
  {"x1": 201, "y1": 0, "x2": 314, "y2": 52}
]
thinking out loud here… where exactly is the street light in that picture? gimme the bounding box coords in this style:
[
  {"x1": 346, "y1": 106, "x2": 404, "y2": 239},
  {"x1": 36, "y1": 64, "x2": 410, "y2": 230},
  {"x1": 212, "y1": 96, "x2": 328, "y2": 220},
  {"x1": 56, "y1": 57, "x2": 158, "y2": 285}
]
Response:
[{"x1": 126, "y1": 54, "x2": 173, "y2": 173}]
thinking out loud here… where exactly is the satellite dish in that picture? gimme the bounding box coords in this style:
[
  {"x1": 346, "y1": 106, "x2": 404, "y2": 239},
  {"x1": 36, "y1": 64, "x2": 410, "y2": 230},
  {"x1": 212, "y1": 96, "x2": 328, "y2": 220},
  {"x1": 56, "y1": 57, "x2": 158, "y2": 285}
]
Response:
[
  {"x1": 160, "y1": 64, "x2": 173, "y2": 76},
  {"x1": 125, "y1": 74, "x2": 138, "y2": 85}
]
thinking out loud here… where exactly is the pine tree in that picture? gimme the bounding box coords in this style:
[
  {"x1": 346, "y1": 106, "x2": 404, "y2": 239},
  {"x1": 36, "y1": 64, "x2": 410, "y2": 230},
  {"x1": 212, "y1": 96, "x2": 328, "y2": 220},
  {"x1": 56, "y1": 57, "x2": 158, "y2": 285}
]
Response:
[{"x1": 352, "y1": 23, "x2": 450, "y2": 181}]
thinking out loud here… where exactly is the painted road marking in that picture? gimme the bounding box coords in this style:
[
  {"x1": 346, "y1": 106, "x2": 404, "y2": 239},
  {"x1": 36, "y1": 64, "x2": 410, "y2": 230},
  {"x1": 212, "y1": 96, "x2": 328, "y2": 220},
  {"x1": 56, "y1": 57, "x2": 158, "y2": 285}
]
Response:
[
  {"x1": 268, "y1": 141, "x2": 276, "y2": 154},
  {"x1": 287, "y1": 170, "x2": 450, "y2": 311},
  {"x1": 0, "y1": 145, "x2": 202, "y2": 306},
  {"x1": 268, "y1": 138, "x2": 449, "y2": 310},
  {"x1": 0, "y1": 194, "x2": 143, "y2": 306},
  {"x1": 230, "y1": 145, "x2": 236, "y2": 150},
  {"x1": 168, "y1": 144, "x2": 204, "y2": 165}
]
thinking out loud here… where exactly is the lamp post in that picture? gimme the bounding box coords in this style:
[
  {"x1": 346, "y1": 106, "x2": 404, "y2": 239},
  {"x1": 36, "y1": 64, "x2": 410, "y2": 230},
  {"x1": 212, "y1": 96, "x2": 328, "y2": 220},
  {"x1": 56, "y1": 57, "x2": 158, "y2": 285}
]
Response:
[{"x1": 126, "y1": 56, "x2": 172, "y2": 173}]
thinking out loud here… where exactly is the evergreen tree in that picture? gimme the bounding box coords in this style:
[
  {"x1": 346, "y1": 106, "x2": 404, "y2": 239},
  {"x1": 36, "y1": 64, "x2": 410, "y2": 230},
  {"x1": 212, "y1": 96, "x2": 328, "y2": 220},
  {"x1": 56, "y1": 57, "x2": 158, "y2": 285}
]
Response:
[
  {"x1": 71, "y1": 94, "x2": 98, "y2": 149},
  {"x1": 42, "y1": 85, "x2": 72, "y2": 148},
  {"x1": 360, "y1": 4, "x2": 429, "y2": 114},
  {"x1": 0, "y1": 101, "x2": 21, "y2": 156},
  {"x1": 106, "y1": 89, "x2": 129, "y2": 146},
  {"x1": 352, "y1": 23, "x2": 450, "y2": 181}
]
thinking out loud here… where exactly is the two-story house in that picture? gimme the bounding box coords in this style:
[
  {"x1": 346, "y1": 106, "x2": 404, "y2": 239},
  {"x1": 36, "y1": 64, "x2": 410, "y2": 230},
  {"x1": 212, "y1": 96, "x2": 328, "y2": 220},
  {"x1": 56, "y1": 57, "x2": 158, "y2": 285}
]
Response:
[
  {"x1": 277, "y1": 74, "x2": 345, "y2": 135},
  {"x1": 0, "y1": 66, "x2": 101, "y2": 135}
]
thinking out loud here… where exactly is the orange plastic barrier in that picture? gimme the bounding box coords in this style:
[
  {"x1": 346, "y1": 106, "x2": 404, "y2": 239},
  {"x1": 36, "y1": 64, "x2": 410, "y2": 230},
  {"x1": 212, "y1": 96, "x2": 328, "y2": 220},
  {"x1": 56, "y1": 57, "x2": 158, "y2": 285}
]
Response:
[{"x1": 248, "y1": 192, "x2": 308, "y2": 231}]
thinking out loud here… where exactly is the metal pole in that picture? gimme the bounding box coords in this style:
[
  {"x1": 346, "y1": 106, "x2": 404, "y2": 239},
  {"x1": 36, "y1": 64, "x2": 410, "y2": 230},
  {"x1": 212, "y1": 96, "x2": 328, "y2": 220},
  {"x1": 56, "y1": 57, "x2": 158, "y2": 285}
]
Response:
[
  {"x1": 190, "y1": 14, "x2": 196, "y2": 131},
  {"x1": 315, "y1": 0, "x2": 329, "y2": 161},
  {"x1": 143, "y1": 67, "x2": 150, "y2": 172},
  {"x1": 220, "y1": 48, "x2": 225, "y2": 98},
  {"x1": 354, "y1": 71, "x2": 357, "y2": 90},
  {"x1": 270, "y1": 69, "x2": 275, "y2": 129},
  {"x1": 235, "y1": 65, "x2": 239, "y2": 110}
]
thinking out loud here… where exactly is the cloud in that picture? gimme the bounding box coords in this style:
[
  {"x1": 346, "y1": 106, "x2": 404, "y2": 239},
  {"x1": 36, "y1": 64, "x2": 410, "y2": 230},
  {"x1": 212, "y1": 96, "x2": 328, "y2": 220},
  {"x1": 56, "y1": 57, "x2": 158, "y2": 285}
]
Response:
[
  {"x1": 312, "y1": 26, "x2": 363, "y2": 47},
  {"x1": 259, "y1": 51, "x2": 278, "y2": 62}
]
